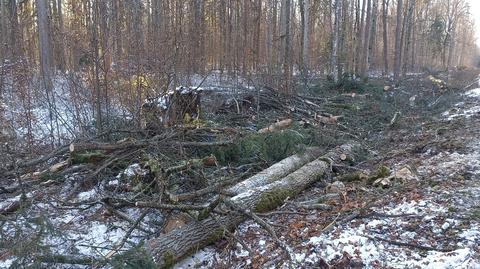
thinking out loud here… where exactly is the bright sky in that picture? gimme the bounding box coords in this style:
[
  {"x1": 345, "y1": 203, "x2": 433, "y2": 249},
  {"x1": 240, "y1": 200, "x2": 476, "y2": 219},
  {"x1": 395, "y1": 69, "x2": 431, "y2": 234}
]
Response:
[{"x1": 467, "y1": 0, "x2": 480, "y2": 46}]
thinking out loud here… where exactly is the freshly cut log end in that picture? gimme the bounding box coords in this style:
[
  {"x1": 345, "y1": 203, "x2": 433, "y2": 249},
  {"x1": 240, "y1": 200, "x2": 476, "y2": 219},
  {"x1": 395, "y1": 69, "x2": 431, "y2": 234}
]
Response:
[{"x1": 258, "y1": 119, "x2": 293, "y2": 134}]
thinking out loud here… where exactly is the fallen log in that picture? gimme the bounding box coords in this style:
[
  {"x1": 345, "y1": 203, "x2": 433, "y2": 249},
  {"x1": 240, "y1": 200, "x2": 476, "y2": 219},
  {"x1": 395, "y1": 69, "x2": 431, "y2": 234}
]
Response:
[
  {"x1": 143, "y1": 143, "x2": 357, "y2": 267},
  {"x1": 69, "y1": 141, "x2": 138, "y2": 154},
  {"x1": 258, "y1": 119, "x2": 293, "y2": 134},
  {"x1": 227, "y1": 147, "x2": 324, "y2": 195}
]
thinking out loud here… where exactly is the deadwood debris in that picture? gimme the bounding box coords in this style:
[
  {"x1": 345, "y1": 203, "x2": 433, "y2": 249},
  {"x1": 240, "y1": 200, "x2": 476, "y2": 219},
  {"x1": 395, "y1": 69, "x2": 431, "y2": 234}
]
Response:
[{"x1": 143, "y1": 143, "x2": 359, "y2": 267}]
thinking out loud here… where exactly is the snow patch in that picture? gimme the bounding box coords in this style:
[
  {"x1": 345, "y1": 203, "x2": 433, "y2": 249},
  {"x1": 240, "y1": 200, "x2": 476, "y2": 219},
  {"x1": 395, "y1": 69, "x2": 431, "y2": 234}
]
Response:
[
  {"x1": 77, "y1": 189, "x2": 97, "y2": 201},
  {"x1": 116, "y1": 163, "x2": 147, "y2": 179},
  {"x1": 173, "y1": 247, "x2": 217, "y2": 269},
  {"x1": 465, "y1": 88, "x2": 480, "y2": 98}
]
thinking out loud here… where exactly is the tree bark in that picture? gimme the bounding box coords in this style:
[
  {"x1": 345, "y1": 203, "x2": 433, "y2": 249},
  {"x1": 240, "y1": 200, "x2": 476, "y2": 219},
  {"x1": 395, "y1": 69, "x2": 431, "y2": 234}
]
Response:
[
  {"x1": 382, "y1": 0, "x2": 389, "y2": 75},
  {"x1": 331, "y1": 0, "x2": 342, "y2": 82},
  {"x1": 361, "y1": 0, "x2": 372, "y2": 76},
  {"x1": 282, "y1": 0, "x2": 292, "y2": 93},
  {"x1": 228, "y1": 146, "x2": 323, "y2": 195},
  {"x1": 300, "y1": 0, "x2": 310, "y2": 79},
  {"x1": 393, "y1": 0, "x2": 404, "y2": 80},
  {"x1": 402, "y1": 0, "x2": 415, "y2": 75},
  {"x1": 368, "y1": 0, "x2": 378, "y2": 73},
  {"x1": 143, "y1": 144, "x2": 357, "y2": 267}
]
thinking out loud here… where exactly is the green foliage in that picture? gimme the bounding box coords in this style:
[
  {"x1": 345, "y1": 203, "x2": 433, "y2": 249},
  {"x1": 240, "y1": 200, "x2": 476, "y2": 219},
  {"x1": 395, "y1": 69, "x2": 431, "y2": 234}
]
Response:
[
  {"x1": 212, "y1": 129, "x2": 307, "y2": 165},
  {"x1": 39, "y1": 172, "x2": 58, "y2": 182},
  {"x1": 323, "y1": 74, "x2": 369, "y2": 93},
  {"x1": 70, "y1": 151, "x2": 106, "y2": 164},
  {"x1": 428, "y1": 16, "x2": 446, "y2": 55},
  {"x1": 368, "y1": 165, "x2": 391, "y2": 184}
]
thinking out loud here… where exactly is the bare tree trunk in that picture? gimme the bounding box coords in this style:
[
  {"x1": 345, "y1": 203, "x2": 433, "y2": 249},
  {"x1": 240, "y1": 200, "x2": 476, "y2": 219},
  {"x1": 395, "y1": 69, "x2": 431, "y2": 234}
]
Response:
[
  {"x1": 393, "y1": 0, "x2": 403, "y2": 80},
  {"x1": 368, "y1": 0, "x2": 378, "y2": 73},
  {"x1": 356, "y1": 0, "x2": 367, "y2": 75},
  {"x1": 266, "y1": 0, "x2": 275, "y2": 80},
  {"x1": 91, "y1": 0, "x2": 102, "y2": 134},
  {"x1": 0, "y1": 1, "x2": 6, "y2": 60},
  {"x1": 300, "y1": 0, "x2": 310, "y2": 80},
  {"x1": 361, "y1": 0, "x2": 372, "y2": 76},
  {"x1": 36, "y1": 0, "x2": 56, "y2": 144},
  {"x1": 282, "y1": 0, "x2": 292, "y2": 93},
  {"x1": 331, "y1": 0, "x2": 342, "y2": 82},
  {"x1": 402, "y1": 0, "x2": 415, "y2": 75},
  {"x1": 51, "y1": 0, "x2": 66, "y2": 71},
  {"x1": 382, "y1": 0, "x2": 389, "y2": 75},
  {"x1": 253, "y1": 0, "x2": 261, "y2": 70}
]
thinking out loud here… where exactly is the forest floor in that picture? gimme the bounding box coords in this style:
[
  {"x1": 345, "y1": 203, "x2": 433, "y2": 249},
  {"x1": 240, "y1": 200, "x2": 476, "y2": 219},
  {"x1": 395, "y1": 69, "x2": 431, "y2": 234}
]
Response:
[
  {"x1": 1, "y1": 70, "x2": 479, "y2": 269},
  {"x1": 177, "y1": 72, "x2": 480, "y2": 269}
]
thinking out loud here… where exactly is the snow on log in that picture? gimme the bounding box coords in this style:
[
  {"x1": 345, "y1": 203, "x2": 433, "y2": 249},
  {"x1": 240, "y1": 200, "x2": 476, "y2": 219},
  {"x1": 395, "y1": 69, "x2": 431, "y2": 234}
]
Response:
[{"x1": 143, "y1": 143, "x2": 358, "y2": 267}]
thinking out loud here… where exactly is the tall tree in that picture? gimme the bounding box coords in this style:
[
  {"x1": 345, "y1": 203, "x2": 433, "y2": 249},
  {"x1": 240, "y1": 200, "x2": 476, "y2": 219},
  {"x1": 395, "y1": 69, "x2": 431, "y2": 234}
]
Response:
[
  {"x1": 331, "y1": 0, "x2": 342, "y2": 82},
  {"x1": 393, "y1": 0, "x2": 404, "y2": 80},
  {"x1": 368, "y1": 0, "x2": 379, "y2": 72},
  {"x1": 300, "y1": 0, "x2": 310, "y2": 79},
  {"x1": 382, "y1": 0, "x2": 389, "y2": 75},
  {"x1": 402, "y1": 0, "x2": 415, "y2": 75},
  {"x1": 281, "y1": 0, "x2": 292, "y2": 92}
]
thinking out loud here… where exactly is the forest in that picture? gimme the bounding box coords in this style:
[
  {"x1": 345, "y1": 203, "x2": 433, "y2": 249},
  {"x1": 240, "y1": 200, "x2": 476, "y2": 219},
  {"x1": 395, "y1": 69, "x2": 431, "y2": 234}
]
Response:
[{"x1": 0, "y1": 0, "x2": 480, "y2": 268}]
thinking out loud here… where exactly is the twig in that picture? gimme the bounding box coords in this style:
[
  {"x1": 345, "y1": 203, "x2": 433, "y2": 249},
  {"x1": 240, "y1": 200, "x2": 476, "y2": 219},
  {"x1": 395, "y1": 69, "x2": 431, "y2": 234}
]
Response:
[
  {"x1": 224, "y1": 199, "x2": 293, "y2": 264},
  {"x1": 363, "y1": 234, "x2": 454, "y2": 252},
  {"x1": 175, "y1": 140, "x2": 234, "y2": 147},
  {"x1": 322, "y1": 213, "x2": 341, "y2": 232},
  {"x1": 105, "y1": 209, "x2": 150, "y2": 259},
  {"x1": 168, "y1": 169, "x2": 251, "y2": 202},
  {"x1": 258, "y1": 211, "x2": 309, "y2": 216},
  {"x1": 134, "y1": 201, "x2": 207, "y2": 211},
  {"x1": 102, "y1": 202, "x2": 151, "y2": 234},
  {"x1": 35, "y1": 254, "x2": 97, "y2": 266},
  {"x1": 211, "y1": 214, "x2": 253, "y2": 256}
]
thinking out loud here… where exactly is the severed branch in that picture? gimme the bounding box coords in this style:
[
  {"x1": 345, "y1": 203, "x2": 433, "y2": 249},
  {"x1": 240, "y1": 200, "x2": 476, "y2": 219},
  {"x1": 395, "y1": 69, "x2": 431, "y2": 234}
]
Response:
[
  {"x1": 35, "y1": 254, "x2": 98, "y2": 266},
  {"x1": 134, "y1": 201, "x2": 207, "y2": 211},
  {"x1": 105, "y1": 209, "x2": 151, "y2": 259},
  {"x1": 175, "y1": 140, "x2": 234, "y2": 147},
  {"x1": 102, "y1": 202, "x2": 151, "y2": 234},
  {"x1": 363, "y1": 234, "x2": 454, "y2": 252},
  {"x1": 168, "y1": 169, "x2": 251, "y2": 202},
  {"x1": 223, "y1": 199, "x2": 293, "y2": 263}
]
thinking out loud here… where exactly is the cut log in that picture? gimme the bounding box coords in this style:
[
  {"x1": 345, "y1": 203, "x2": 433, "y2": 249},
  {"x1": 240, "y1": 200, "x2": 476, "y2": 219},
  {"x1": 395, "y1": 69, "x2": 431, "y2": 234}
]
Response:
[
  {"x1": 143, "y1": 143, "x2": 357, "y2": 267},
  {"x1": 69, "y1": 142, "x2": 136, "y2": 154},
  {"x1": 49, "y1": 160, "x2": 69, "y2": 173},
  {"x1": 70, "y1": 151, "x2": 107, "y2": 165},
  {"x1": 227, "y1": 147, "x2": 323, "y2": 195},
  {"x1": 258, "y1": 119, "x2": 293, "y2": 134}
]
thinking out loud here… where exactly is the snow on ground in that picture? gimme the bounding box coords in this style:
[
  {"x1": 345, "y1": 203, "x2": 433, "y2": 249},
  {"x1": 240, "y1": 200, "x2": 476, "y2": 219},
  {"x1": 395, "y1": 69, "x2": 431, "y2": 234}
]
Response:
[
  {"x1": 291, "y1": 81, "x2": 480, "y2": 268},
  {"x1": 443, "y1": 88, "x2": 480, "y2": 121},
  {"x1": 298, "y1": 197, "x2": 479, "y2": 268},
  {"x1": 0, "y1": 164, "x2": 165, "y2": 268},
  {"x1": 189, "y1": 77, "x2": 480, "y2": 268},
  {"x1": 2, "y1": 72, "x2": 94, "y2": 145}
]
